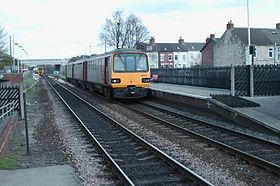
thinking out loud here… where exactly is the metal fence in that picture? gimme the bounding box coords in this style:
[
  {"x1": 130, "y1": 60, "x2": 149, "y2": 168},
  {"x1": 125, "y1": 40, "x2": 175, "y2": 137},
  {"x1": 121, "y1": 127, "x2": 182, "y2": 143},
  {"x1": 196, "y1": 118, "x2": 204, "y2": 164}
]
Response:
[
  {"x1": 253, "y1": 65, "x2": 280, "y2": 96},
  {"x1": 151, "y1": 67, "x2": 231, "y2": 89},
  {"x1": 0, "y1": 84, "x2": 20, "y2": 110},
  {"x1": 0, "y1": 102, "x2": 15, "y2": 121},
  {"x1": 151, "y1": 64, "x2": 280, "y2": 96}
]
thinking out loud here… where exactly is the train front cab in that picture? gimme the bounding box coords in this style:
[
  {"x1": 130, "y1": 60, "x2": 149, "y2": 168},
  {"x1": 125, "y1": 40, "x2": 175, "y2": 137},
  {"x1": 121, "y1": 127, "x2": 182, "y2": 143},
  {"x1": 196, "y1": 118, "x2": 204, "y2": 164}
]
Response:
[{"x1": 110, "y1": 51, "x2": 150, "y2": 98}]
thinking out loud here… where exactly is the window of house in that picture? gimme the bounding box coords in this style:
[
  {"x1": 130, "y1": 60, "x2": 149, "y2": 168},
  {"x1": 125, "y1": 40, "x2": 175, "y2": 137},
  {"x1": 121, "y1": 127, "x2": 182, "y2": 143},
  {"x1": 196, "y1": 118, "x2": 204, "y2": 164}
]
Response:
[
  {"x1": 160, "y1": 54, "x2": 165, "y2": 61},
  {"x1": 174, "y1": 55, "x2": 178, "y2": 61},
  {"x1": 190, "y1": 53, "x2": 194, "y2": 59},
  {"x1": 268, "y1": 48, "x2": 274, "y2": 58},
  {"x1": 182, "y1": 55, "x2": 186, "y2": 61},
  {"x1": 168, "y1": 54, "x2": 172, "y2": 61}
]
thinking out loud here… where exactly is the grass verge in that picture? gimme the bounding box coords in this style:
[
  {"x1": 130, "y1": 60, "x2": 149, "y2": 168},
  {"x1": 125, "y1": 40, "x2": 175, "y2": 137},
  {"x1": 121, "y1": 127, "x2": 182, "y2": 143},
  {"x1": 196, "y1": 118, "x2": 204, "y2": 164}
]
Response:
[{"x1": 0, "y1": 154, "x2": 20, "y2": 169}]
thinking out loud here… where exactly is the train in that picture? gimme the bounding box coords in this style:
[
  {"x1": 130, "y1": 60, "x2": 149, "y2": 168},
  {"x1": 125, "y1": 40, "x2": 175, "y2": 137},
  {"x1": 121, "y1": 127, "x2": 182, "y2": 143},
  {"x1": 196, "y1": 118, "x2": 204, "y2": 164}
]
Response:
[
  {"x1": 38, "y1": 67, "x2": 44, "y2": 76},
  {"x1": 65, "y1": 48, "x2": 151, "y2": 98},
  {"x1": 34, "y1": 66, "x2": 44, "y2": 76}
]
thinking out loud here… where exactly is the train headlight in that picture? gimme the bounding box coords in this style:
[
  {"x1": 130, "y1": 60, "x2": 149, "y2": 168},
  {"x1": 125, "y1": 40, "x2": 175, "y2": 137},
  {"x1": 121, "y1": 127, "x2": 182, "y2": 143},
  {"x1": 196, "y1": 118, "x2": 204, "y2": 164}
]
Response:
[
  {"x1": 111, "y1": 78, "x2": 121, "y2": 83},
  {"x1": 142, "y1": 78, "x2": 150, "y2": 83}
]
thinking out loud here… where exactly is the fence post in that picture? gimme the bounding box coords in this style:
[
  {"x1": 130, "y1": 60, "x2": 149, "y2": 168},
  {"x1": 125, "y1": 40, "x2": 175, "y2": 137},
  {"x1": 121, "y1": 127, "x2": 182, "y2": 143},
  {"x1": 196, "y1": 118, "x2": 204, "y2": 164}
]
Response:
[
  {"x1": 230, "y1": 65, "x2": 235, "y2": 96},
  {"x1": 23, "y1": 92, "x2": 30, "y2": 155},
  {"x1": 19, "y1": 85, "x2": 24, "y2": 119},
  {"x1": 249, "y1": 65, "x2": 254, "y2": 97}
]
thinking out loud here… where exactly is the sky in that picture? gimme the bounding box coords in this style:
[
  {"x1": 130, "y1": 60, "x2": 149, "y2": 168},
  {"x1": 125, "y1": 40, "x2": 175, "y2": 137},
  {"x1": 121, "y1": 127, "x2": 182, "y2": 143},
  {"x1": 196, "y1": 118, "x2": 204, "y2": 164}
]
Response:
[{"x1": 0, "y1": 0, "x2": 279, "y2": 59}]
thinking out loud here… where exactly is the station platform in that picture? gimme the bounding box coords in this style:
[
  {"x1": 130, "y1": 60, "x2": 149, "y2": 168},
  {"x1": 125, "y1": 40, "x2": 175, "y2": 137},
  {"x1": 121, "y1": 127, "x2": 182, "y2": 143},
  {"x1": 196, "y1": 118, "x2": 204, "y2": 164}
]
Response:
[
  {"x1": 148, "y1": 83, "x2": 280, "y2": 135},
  {"x1": 0, "y1": 165, "x2": 81, "y2": 186}
]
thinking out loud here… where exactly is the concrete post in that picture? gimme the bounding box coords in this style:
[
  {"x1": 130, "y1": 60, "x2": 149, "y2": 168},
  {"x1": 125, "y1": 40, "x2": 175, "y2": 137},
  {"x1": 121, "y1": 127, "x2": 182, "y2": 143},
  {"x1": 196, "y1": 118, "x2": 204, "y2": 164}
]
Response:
[
  {"x1": 230, "y1": 65, "x2": 235, "y2": 96},
  {"x1": 249, "y1": 65, "x2": 254, "y2": 97}
]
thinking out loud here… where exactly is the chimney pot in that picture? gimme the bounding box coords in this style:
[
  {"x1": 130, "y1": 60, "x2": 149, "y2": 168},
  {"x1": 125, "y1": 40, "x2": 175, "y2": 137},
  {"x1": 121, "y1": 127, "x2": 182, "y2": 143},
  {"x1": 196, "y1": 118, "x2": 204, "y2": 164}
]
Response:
[
  {"x1": 226, "y1": 20, "x2": 234, "y2": 30},
  {"x1": 150, "y1": 37, "x2": 155, "y2": 45},
  {"x1": 178, "y1": 36, "x2": 184, "y2": 44}
]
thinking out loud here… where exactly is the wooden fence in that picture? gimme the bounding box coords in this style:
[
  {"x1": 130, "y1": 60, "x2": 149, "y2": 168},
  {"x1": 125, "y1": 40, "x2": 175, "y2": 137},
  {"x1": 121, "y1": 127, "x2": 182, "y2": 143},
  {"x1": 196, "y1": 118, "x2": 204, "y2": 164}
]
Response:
[{"x1": 151, "y1": 64, "x2": 280, "y2": 96}]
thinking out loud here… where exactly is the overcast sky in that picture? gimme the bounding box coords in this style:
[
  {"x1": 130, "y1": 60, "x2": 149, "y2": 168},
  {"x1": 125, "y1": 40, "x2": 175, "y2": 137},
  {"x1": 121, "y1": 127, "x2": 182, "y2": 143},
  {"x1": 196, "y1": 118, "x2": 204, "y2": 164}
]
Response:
[{"x1": 0, "y1": 0, "x2": 279, "y2": 59}]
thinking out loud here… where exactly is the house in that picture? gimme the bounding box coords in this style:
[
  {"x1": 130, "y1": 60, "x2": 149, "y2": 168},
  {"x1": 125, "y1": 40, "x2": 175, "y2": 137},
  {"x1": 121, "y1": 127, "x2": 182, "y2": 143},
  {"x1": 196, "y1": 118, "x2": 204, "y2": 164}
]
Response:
[
  {"x1": 214, "y1": 21, "x2": 280, "y2": 66},
  {"x1": 200, "y1": 34, "x2": 219, "y2": 67},
  {"x1": 136, "y1": 37, "x2": 204, "y2": 68}
]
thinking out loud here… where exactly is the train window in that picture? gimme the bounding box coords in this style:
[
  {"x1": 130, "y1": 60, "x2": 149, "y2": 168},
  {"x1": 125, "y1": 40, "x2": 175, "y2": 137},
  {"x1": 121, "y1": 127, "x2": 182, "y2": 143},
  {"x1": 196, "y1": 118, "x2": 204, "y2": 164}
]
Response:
[
  {"x1": 114, "y1": 55, "x2": 125, "y2": 71},
  {"x1": 114, "y1": 53, "x2": 148, "y2": 72},
  {"x1": 136, "y1": 55, "x2": 148, "y2": 71},
  {"x1": 126, "y1": 56, "x2": 136, "y2": 71}
]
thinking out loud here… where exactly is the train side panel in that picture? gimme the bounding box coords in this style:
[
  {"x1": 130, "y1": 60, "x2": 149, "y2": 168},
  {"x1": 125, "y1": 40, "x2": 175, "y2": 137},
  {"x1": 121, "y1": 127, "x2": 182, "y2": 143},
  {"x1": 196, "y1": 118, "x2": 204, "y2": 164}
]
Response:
[
  {"x1": 66, "y1": 64, "x2": 73, "y2": 79},
  {"x1": 87, "y1": 58, "x2": 105, "y2": 84},
  {"x1": 73, "y1": 62, "x2": 83, "y2": 80}
]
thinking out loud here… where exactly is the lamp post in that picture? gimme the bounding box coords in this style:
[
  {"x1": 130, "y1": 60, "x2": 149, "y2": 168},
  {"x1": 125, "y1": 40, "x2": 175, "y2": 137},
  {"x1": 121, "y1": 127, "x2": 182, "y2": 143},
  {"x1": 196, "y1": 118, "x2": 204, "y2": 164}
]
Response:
[
  {"x1": 177, "y1": 47, "x2": 180, "y2": 68},
  {"x1": 116, "y1": 22, "x2": 120, "y2": 49},
  {"x1": 14, "y1": 42, "x2": 27, "y2": 73},
  {"x1": 14, "y1": 42, "x2": 18, "y2": 73},
  {"x1": 247, "y1": 0, "x2": 252, "y2": 65}
]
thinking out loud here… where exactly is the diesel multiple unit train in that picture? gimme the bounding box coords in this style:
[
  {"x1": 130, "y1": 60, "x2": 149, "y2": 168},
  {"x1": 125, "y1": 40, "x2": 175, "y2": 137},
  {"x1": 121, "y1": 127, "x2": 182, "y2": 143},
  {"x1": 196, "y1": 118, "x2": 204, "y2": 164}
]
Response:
[{"x1": 65, "y1": 49, "x2": 151, "y2": 98}]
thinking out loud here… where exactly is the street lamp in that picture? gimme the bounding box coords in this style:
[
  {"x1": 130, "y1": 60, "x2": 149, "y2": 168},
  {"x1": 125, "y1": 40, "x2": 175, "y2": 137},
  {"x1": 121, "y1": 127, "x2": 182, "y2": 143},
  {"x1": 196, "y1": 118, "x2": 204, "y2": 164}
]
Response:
[
  {"x1": 14, "y1": 42, "x2": 27, "y2": 73},
  {"x1": 177, "y1": 47, "x2": 180, "y2": 68},
  {"x1": 116, "y1": 22, "x2": 120, "y2": 49}
]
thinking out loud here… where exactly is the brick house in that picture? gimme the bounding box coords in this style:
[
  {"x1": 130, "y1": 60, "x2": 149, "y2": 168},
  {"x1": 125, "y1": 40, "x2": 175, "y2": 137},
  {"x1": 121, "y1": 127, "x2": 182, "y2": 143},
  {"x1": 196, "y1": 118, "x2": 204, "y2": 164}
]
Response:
[
  {"x1": 136, "y1": 37, "x2": 204, "y2": 68},
  {"x1": 214, "y1": 21, "x2": 280, "y2": 66},
  {"x1": 200, "y1": 34, "x2": 219, "y2": 67}
]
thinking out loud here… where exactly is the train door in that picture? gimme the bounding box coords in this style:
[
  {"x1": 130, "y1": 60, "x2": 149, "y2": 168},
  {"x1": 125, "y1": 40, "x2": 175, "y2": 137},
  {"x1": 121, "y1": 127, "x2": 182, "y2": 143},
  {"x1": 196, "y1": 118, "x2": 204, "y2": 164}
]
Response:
[
  {"x1": 104, "y1": 57, "x2": 109, "y2": 84},
  {"x1": 72, "y1": 64, "x2": 74, "y2": 79},
  {"x1": 83, "y1": 61, "x2": 87, "y2": 81}
]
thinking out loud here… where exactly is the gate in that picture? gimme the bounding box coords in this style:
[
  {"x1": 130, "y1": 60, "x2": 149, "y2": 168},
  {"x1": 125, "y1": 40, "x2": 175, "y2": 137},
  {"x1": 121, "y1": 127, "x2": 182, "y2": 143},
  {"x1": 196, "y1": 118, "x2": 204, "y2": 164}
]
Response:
[{"x1": 0, "y1": 86, "x2": 21, "y2": 111}]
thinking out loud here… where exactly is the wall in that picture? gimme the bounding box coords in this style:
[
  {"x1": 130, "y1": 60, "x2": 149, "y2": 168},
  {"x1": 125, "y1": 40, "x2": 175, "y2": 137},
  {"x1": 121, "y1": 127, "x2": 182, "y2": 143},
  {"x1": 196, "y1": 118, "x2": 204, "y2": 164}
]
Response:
[
  {"x1": 214, "y1": 30, "x2": 247, "y2": 66},
  {"x1": 254, "y1": 46, "x2": 276, "y2": 65},
  {"x1": 202, "y1": 41, "x2": 215, "y2": 67},
  {"x1": 0, "y1": 113, "x2": 18, "y2": 155},
  {"x1": 3, "y1": 73, "x2": 23, "y2": 83}
]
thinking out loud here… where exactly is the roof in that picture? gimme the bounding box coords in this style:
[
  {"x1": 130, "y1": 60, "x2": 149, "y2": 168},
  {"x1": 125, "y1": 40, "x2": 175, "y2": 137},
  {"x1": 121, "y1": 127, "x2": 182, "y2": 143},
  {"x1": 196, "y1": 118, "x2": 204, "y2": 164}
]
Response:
[
  {"x1": 232, "y1": 27, "x2": 280, "y2": 45},
  {"x1": 154, "y1": 42, "x2": 204, "y2": 52},
  {"x1": 200, "y1": 38, "x2": 220, "y2": 52}
]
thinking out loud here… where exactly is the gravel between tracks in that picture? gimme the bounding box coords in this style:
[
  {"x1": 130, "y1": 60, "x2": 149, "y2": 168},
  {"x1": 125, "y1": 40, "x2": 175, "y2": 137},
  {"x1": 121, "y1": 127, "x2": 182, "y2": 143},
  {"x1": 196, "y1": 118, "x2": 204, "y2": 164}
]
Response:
[
  {"x1": 4, "y1": 78, "x2": 117, "y2": 186},
  {"x1": 64, "y1": 80, "x2": 280, "y2": 186}
]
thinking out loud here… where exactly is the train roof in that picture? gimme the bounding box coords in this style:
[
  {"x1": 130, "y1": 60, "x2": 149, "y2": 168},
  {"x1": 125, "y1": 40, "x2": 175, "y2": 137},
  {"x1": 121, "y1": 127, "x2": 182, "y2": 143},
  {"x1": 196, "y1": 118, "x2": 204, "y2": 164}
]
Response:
[{"x1": 68, "y1": 48, "x2": 146, "y2": 65}]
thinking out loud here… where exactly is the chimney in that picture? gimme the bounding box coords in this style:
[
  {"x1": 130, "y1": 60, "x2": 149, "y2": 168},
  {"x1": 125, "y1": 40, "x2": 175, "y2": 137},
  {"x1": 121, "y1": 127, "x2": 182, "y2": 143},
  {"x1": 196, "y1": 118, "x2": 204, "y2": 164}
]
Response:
[
  {"x1": 226, "y1": 20, "x2": 234, "y2": 30},
  {"x1": 178, "y1": 36, "x2": 184, "y2": 44},
  {"x1": 149, "y1": 37, "x2": 155, "y2": 45},
  {"x1": 206, "y1": 34, "x2": 215, "y2": 43},
  {"x1": 276, "y1": 23, "x2": 280, "y2": 30}
]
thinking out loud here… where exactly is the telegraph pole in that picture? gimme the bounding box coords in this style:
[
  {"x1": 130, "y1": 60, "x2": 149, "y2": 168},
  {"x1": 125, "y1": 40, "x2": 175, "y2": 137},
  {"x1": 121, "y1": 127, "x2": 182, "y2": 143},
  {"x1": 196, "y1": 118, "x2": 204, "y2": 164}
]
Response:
[{"x1": 247, "y1": 0, "x2": 252, "y2": 65}]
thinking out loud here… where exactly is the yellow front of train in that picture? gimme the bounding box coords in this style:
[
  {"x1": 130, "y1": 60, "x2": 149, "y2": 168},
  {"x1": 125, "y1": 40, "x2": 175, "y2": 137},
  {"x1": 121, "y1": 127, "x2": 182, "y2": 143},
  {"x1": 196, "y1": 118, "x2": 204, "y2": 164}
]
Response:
[{"x1": 110, "y1": 50, "x2": 150, "y2": 98}]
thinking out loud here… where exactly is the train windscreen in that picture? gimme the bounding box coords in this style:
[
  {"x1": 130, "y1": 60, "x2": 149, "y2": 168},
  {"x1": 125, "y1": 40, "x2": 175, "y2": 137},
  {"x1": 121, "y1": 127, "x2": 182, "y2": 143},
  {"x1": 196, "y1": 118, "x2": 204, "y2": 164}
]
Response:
[{"x1": 114, "y1": 53, "x2": 148, "y2": 72}]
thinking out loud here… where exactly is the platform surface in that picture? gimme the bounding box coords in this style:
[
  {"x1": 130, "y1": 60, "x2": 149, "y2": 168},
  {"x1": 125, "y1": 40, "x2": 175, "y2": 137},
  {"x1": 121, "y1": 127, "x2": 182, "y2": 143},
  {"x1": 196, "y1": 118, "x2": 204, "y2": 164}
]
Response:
[
  {"x1": 149, "y1": 83, "x2": 280, "y2": 133},
  {"x1": 0, "y1": 165, "x2": 81, "y2": 186}
]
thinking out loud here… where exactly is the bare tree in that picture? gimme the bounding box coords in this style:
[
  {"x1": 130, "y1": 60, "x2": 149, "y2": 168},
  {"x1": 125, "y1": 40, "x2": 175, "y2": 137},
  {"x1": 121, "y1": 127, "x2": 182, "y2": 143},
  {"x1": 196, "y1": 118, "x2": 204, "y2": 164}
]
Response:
[
  {"x1": 99, "y1": 10, "x2": 149, "y2": 50},
  {"x1": 0, "y1": 26, "x2": 8, "y2": 57}
]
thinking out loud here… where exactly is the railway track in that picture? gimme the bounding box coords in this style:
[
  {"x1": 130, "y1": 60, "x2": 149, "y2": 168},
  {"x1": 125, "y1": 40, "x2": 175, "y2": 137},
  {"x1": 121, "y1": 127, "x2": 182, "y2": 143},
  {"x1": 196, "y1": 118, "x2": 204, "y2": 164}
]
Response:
[
  {"x1": 120, "y1": 100, "x2": 280, "y2": 175},
  {"x1": 46, "y1": 77, "x2": 213, "y2": 186}
]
